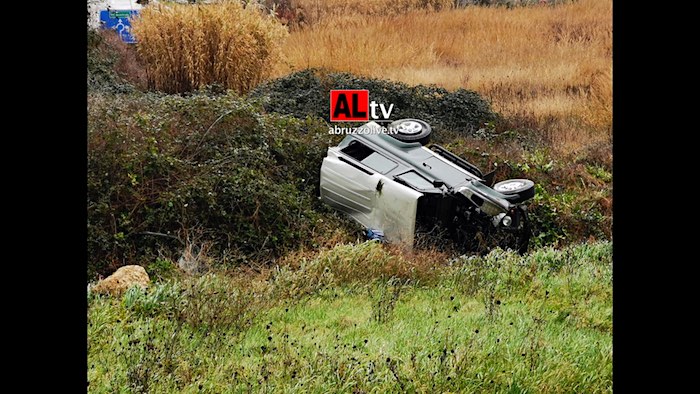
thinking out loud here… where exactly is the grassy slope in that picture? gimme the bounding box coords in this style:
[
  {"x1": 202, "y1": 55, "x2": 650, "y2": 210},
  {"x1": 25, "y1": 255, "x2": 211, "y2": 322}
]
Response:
[{"x1": 88, "y1": 242, "x2": 612, "y2": 393}]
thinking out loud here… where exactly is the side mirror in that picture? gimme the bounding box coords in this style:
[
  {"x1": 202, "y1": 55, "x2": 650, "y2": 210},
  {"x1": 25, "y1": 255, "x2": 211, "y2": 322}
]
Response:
[{"x1": 432, "y1": 180, "x2": 445, "y2": 188}]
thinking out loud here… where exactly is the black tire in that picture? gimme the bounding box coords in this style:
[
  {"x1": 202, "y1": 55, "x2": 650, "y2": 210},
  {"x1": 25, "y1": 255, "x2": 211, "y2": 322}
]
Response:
[
  {"x1": 493, "y1": 179, "x2": 535, "y2": 200},
  {"x1": 389, "y1": 119, "x2": 432, "y2": 145},
  {"x1": 513, "y1": 206, "x2": 531, "y2": 255}
]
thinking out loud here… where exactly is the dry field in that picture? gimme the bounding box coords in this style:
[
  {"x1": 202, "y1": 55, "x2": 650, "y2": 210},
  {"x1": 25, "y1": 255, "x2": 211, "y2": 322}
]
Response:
[{"x1": 279, "y1": 0, "x2": 612, "y2": 155}]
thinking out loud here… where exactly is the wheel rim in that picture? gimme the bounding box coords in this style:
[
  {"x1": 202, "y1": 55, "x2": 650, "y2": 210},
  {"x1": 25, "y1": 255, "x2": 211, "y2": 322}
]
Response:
[
  {"x1": 395, "y1": 120, "x2": 423, "y2": 135},
  {"x1": 496, "y1": 181, "x2": 527, "y2": 192}
]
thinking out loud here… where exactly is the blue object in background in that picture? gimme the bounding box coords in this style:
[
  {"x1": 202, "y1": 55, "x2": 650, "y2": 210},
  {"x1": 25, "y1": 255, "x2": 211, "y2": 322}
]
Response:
[
  {"x1": 366, "y1": 228, "x2": 385, "y2": 242},
  {"x1": 99, "y1": 9, "x2": 140, "y2": 44}
]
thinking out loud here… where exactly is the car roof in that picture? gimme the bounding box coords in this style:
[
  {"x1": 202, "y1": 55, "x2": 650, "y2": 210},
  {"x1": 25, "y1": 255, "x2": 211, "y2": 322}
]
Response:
[{"x1": 337, "y1": 122, "x2": 480, "y2": 192}]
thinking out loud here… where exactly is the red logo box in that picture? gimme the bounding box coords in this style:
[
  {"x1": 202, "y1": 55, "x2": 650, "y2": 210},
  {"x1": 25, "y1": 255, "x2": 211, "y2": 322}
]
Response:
[{"x1": 330, "y1": 90, "x2": 369, "y2": 122}]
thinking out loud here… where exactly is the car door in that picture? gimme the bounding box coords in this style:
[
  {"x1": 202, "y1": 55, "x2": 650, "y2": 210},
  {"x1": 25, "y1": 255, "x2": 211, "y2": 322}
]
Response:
[{"x1": 320, "y1": 146, "x2": 423, "y2": 246}]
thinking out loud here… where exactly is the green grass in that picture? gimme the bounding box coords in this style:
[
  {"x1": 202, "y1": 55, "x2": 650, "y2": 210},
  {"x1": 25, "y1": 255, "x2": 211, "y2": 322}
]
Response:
[{"x1": 88, "y1": 241, "x2": 612, "y2": 393}]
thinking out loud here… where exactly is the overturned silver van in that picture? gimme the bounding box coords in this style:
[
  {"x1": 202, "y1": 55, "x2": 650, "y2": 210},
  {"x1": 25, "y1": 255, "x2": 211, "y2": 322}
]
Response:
[{"x1": 319, "y1": 119, "x2": 535, "y2": 253}]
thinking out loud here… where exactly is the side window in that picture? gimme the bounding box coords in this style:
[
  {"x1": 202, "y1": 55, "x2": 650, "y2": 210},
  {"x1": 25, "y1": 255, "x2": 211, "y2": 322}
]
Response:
[
  {"x1": 341, "y1": 141, "x2": 397, "y2": 174},
  {"x1": 395, "y1": 170, "x2": 434, "y2": 190}
]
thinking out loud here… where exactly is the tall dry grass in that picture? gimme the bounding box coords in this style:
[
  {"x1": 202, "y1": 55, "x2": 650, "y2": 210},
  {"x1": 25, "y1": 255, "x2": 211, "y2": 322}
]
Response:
[
  {"x1": 132, "y1": 1, "x2": 287, "y2": 94},
  {"x1": 294, "y1": 0, "x2": 454, "y2": 25},
  {"x1": 279, "y1": 0, "x2": 612, "y2": 155}
]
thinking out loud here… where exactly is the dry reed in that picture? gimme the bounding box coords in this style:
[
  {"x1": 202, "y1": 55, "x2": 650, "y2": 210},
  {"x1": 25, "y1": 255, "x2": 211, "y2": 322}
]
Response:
[{"x1": 132, "y1": 1, "x2": 288, "y2": 94}]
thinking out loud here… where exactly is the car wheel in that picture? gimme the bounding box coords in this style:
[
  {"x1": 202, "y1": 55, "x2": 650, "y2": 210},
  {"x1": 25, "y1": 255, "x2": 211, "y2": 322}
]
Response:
[
  {"x1": 512, "y1": 206, "x2": 531, "y2": 255},
  {"x1": 493, "y1": 179, "x2": 535, "y2": 200},
  {"x1": 389, "y1": 119, "x2": 432, "y2": 145}
]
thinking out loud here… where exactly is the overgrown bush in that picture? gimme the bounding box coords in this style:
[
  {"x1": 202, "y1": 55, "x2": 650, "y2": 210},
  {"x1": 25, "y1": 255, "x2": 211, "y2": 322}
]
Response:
[
  {"x1": 88, "y1": 28, "x2": 136, "y2": 93},
  {"x1": 131, "y1": 1, "x2": 287, "y2": 94},
  {"x1": 87, "y1": 91, "x2": 354, "y2": 278},
  {"x1": 250, "y1": 69, "x2": 497, "y2": 135}
]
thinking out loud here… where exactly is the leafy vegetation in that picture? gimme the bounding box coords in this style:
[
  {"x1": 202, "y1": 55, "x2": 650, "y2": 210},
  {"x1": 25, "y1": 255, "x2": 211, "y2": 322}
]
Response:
[
  {"x1": 250, "y1": 68, "x2": 498, "y2": 135},
  {"x1": 87, "y1": 29, "x2": 137, "y2": 94},
  {"x1": 87, "y1": 91, "x2": 360, "y2": 278}
]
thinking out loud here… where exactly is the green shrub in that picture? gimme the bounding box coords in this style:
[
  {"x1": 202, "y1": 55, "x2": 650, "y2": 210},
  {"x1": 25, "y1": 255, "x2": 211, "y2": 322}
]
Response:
[
  {"x1": 87, "y1": 91, "x2": 352, "y2": 278},
  {"x1": 87, "y1": 28, "x2": 136, "y2": 93},
  {"x1": 146, "y1": 258, "x2": 178, "y2": 281},
  {"x1": 250, "y1": 69, "x2": 497, "y2": 135},
  {"x1": 527, "y1": 184, "x2": 568, "y2": 248}
]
